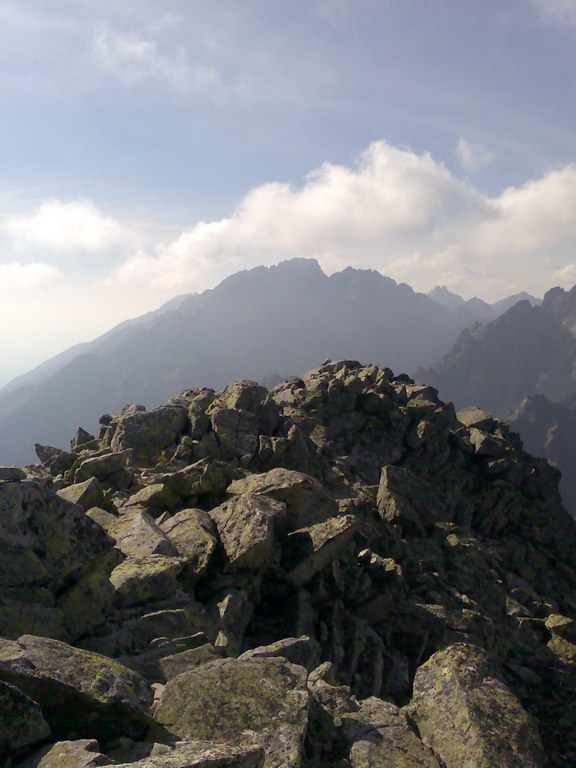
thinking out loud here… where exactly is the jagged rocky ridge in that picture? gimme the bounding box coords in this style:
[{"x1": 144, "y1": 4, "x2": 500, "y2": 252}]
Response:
[{"x1": 1, "y1": 360, "x2": 575, "y2": 767}]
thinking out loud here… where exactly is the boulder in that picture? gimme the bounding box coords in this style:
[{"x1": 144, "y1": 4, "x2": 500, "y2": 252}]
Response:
[
  {"x1": 0, "y1": 466, "x2": 26, "y2": 481},
  {"x1": 151, "y1": 657, "x2": 309, "y2": 768},
  {"x1": 57, "y1": 477, "x2": 103, "y2": 511},
  {"x1": 0, "y1": 679, "x2": 50, "y2": 756},
  {"x1": 227, "y1": 467, "x2": 338, "y2": 529},
  {"x1": 159, "y1": 509, "x2": 218, "y2": 579},
  {"x1": 377, "y1": 465, "x2": 449, "y2": 535},
  {"x1": 110, "y1": 740, "x2": 264, "y2": 768},
  {"x1": 285, "y1": 515, "x2": 359, "y2": 587},
  {"x1": 0, "y1": 481, "x2": 113, "y2": 591},
  {"x1": 0, "y1": 634, "x2": 153, "y2": 740},
  {"x1": 209, "y1": 407, "x2": 260, "y2": 462},
  {"x1": 239, "y1": 636, "x2": 319, "y2": 672},
  {"x1": 111, "y1": 405, "x2": 188, "y2": 463},
  {"x1": 125, "y1": 484, "x2": 182, "y2": 513},
  {"x1": 110, "y1": 555, "x2": 185, "y2": 608},
  {"x1": 210, "y1": 493, "x2": 286, "y2": 571},
  {"x1": 108, "y1": 510, "x2": 178, "y2": 557},
  {"x1": 74, "y1": 452, "x2": 127, "y2": 483},
  {"x1": 22, "y1": 739, "x2": 111, "y2": 767},
  {"x1": 407, "y1": 643, "x2": 546, "y2": 768},
  {"x1": 341, "y1": 696, "x2": 440, "y2": 768}
]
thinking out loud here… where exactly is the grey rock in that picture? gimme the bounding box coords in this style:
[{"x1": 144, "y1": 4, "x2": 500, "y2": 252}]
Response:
[
  {"x1": 210, "y1": 493, "x2": 286, "y2": 571},
  {"x1": 0, "y1": 679, "x2": 50, "y2": 756},
  {"x1": 151, "y1": 657, "x2": 308, "y2": 768},
  {"x1": 407, "y1": 643, "x2": 546, "y2": 768},
  {"x1": 0, "y1": 634, "x2": 153, "y2": 741}
]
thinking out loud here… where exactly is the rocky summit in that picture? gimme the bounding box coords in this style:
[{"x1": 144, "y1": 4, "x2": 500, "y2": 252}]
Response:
[{"x1": 1, "y1": 360, "x2": 575, "y2": 768}]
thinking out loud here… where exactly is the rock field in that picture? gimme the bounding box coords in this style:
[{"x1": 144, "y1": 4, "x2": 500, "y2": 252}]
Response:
[{"x1": 1, "y1": 360, "x2": 575, "y2": 767}]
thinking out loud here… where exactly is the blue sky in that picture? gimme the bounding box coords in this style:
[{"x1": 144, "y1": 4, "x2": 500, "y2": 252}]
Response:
[{"x1": 1, "y1": 0, "x2": 575, "y2": 384}]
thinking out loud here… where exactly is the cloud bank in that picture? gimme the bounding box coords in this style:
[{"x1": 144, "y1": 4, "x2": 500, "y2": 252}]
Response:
[{"x1": 107, "y1": 140, "x2": 576, "y2": 301}]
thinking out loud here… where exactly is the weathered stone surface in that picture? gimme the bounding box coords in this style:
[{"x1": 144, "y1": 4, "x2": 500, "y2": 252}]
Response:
[
  {"x1": 0, "y1": 679, "x2": 50, "y2": 756},
  {"x1": 210, "y1": 493, "x2": 286, "y2": 571},
  {"x1": 2, "y1": 360, "x2": 576, "y2": 767},
  {"x1": 161, "y1": 459, "x2": 237, "y2": 500},
  {"x1": 75, "y1": 452, "x2": 127, "y2": 483},
  {"x1": 108, "y1": 510, "x2": 178, "y2": 557},
  {"x1": 342, "y1": 697, "x2": 440, "y2": 768},
  {"x1": 0, "y1": 635, "x2": 153, "y2": 741},
  {"x1": 227, "y1": 467, "x2": 337, "y2": 529},
  {"x1": 159, "y1": 509, "x2": 218, "y2": 578},
  {"x1": 0, "y1": 466, "x2": 26, "y2": 481},
  {"x1": 545, "y1": 613, "x2": 576, "y2": 643},
  {"x1": 158, "y1": 643, "x2": 222, "y2": 680},
  {"x1": 285, "y1": 514, "x2": 359, "y2": 587},
  {"x1": 110, "y1": 740, "x2": 265, "y2": 768},
  {"x1": 111, "y1": 405, "x2": 188, "y2": 463},
  {"x1": 22, "y1": 739, "x2": 112, "y2": 767},
  {"x1": 407, "y1": 643, "x2": 546, "y2": 768},
  {"x1": 239, "y1": 636, "x2": 319, "y2": 672},
  {"x1": 456, "y1": 406, "x2": 497, "y2": 431},
  {"x1": 377, "y1": 465, "x2": 449, "y2": 534},
  {"x1": 125, "y1": 483, "x2": 182, "y2": 512},
  {"x1": 151, "y1": 657, "x2": 308, "y2": 768},
  {"x1": 209, "y1": 407, "x2": 260, "y2": 462},
  {"x1": 0, "y1": 481, "x2": 113, "y2": 590},
  {"x1": 57, "y1": 477, "x2": 103, "y2": 511},
  {"x1": 110, "y1": 555, "x2": 185, "y2": 608}
]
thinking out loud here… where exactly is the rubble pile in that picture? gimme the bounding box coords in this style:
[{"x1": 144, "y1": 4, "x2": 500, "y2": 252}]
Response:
[{"x1": 1, "y1": 360, "x2": 575, "y2": 767}]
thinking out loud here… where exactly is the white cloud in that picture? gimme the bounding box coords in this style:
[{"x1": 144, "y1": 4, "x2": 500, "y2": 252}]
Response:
[
  {"x1": 530, "y1": 0, "x2": 576, "y2": 26},
  {"x1": 92, "y1": 25, "x2": 221, "y2": 92},
  {"x1": 456, "y1": 138, "x2": 495, "y2": 173},
  {"x1": 4, "y1": 199, "x2": 138, "y2": 252},
  {"x1": 102, "y1": 140, "x2": 576, "y2": 303},
  {"x1": 552, "y1": 263, "x2": 576, "y2": 286},
  {"x1": 0, "y1": 261, "x2": 62, "y2": 295}
]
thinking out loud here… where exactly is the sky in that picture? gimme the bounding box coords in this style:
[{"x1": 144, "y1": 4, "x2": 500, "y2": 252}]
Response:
[{"x1": 1, "y1": 0, "x2": 575, "y2": 386}]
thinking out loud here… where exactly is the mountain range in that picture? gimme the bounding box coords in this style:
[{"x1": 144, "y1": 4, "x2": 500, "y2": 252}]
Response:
[
  {"x1": 420, "y1": 284, "x2": 576, "y2": 514},
  {"x1": 0, "y1": 258, "x2": 532, "y2": 468}
]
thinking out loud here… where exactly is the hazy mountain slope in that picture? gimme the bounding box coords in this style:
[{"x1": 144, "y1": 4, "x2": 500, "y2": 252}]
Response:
[
  {"x1": 427, "y1": 285, "x2": 541, "y2": 324},
  {"x1": 509, "y1": 394, "x2": 576, "y2": 515},
  {"x1": 418, "y1": 294, "x2": 576, "y2": 418},
  {"x1": 0, "y1": 258, "x2": 468, "y2": 466}
]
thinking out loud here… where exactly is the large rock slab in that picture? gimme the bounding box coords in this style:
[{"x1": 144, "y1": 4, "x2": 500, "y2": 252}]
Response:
[
  {"x1": 111, "y1": 740, "x2": 264, "y2": 768},
  {"x1": 209, "y1": 493, "x2": 286, "y2": 571},
  {"x1": 377, "y1": 465, "x2": 449, "y2": 535},
  {"x1": 0, "y1": 634, "x2": 153, "y2": 741},
  {"x1": 56, "y1": 477, "x2": 103, "y2": 511},
  {"x1": 159, "y1": 509, "x2": 218, "y2": 579},
  {"x1": 108, "y1": 510, "x2": 178, "y2": 557},
  {"x1": 0, "y1": 679, "x2": 50, "y2": 756},
  {"x1": 341, "y1": 696, "x2": 440, "y2": 768},
  {"x1": 285, "y1": 514, "x2": 359, "y2": 587},
  {"x1": 0, "y1": 481, "x2": 113, "y2": 591},
  {"x1": 151, "y1": 657, "x2": 309, "y2": 768},
  {"x1": 407, "y1": 643, "x2": 546, "y2": 768},
  {"x1": 111, "y1": 405, "x2": 188, "y2": 464},
  {"x1": 110, "y1": 555, "x2": 185, "y2": 608},
  {"x1": 227, "y1": 467, "x2": 337, "y2": 529},
  {"x1": 22, "y1": 739, "x2": 111, "y2": 767}
]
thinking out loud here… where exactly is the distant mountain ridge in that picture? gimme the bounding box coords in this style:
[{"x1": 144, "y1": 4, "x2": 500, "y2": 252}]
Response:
[
  {"x1": 419, "y1": 284, "x2": 576, "y2": 515},
  {"x1": 0, "y1": 259, "x2": 465, "y2": 465},
  {"x1": 0, "y1": 259, "x2": 552, "y2": 467},
  {"x1": 419, "y1": 285, "x2": 576, "y2": 418},
  {"x1": 427, "y1": 285, "x2": 541, "y2": 324}
]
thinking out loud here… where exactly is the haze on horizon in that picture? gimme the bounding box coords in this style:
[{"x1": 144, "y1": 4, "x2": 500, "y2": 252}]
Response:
[{"x1": 1, "y1": 0, "x2": 575, "y2": 387}]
